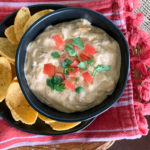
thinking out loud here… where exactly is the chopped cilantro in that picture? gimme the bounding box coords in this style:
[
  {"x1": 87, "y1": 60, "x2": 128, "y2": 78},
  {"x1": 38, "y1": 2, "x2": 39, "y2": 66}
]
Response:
[
  {"x1": 75, "y1": 86, "x2": 83, "y2": 94},
  {"x1": 65, "y1": 58, "x2": 72, "y2": 65},
  {"x1": 64, "y1": 68, "x2": 68, "y2": 75},
  {"x1": 51, "y1": 52, "x2": 60, "y2": 59},
  {"x1": 65, "y1": 43, "x2": 76, "y2": 56},
  {"x1": 77, "y1": 62, "x2": 86, "y2": 70},
  {"x1": 75, "y1": 77, "x2": 79, "y2": 81},
  {"x1": 76, "y1": 55, "x2": 79, "y2": 59},
  {"x1": 51, "y1": 76, "x2": 62, "y2": 84},
  {"x1": 92, "y1": 65, "x2": 110, "y2": 77},
  {"x1": 61, "y1": 61, "x2": 67, "y2": 67},
  {"x1": 64, "y1": 68, "x2": 75, "y2": 75},
  {"x1": 61, "y1": 58, "x2": 72, "y2": 67},
  {"x1": 46, "y1": 78, "x2": 54, "y2": 90},
  {"x1": 87, "y1": 58, "x2": 94, "y2": 66},
  {"x1": 54, "y1": 83, "x2": 65, "y2": 92},
  {"x1": 46, "y1": 76, "x2": 65, "y2": 92},
  {"x1": 72, "y1": 37, "x2": 84, "y2": 50}
]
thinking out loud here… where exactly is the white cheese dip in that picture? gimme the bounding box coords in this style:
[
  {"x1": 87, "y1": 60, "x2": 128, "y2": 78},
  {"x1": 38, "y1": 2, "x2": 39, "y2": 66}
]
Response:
[{"x1": 25, "y1": 19, "x2": 121, "y2": 113}]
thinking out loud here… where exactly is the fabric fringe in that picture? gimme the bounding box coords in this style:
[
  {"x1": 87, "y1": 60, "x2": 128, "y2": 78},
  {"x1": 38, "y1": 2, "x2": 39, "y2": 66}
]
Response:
[{"x1": 125, "y1": 0, "x2": 150, "y2": 135}]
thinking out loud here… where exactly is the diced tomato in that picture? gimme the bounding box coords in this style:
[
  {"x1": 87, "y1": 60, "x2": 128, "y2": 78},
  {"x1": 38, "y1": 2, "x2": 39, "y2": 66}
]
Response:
[
  {"x1": 82, "y1": 72, "x2": 93, "y2": 84},
  {"x1": 59, "y1": 56, "x2": 66, "y2": 62},
  {"x1": 55, "y1": 72, "x2": 65, "y2": 81},
  {"x1": 43, "y1": 64, "x2": 56, "y2": 77},
  {"x1": 65, "y1": 80, "x2": 75, "y2": 90},
  {"x1": 69, "y1": 67, "x2": 80, "y2": 77},
  {"x1": 80, "y1": 53, "x2": 91, "y2": 61},
  {"x1": 72, "y1": 45, "x2": 78, "y2": 51},
  {"x1": 52, "y1": 34, "x2": 65, "y2": 49},
  {"x1": 71, "y1": 59, "x2": 80, "y2": 67},
  {"x1": 69, "y1": 77, "x2": 76, "y2": 80},
  {"x1": 82, "y1": 43, "x2": 96, "y2": 56}
]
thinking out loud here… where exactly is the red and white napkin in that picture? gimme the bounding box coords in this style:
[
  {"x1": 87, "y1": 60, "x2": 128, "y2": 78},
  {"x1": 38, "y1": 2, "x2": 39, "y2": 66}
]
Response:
[{"x1": 0, "y1": 0, "x2": 150, "y2": 150}]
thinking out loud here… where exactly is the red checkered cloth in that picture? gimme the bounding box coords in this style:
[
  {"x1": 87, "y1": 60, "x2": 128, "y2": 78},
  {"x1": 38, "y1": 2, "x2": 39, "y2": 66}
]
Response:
[{"x1": 0, "y1": 0, "x2": 150, "y2": 149}]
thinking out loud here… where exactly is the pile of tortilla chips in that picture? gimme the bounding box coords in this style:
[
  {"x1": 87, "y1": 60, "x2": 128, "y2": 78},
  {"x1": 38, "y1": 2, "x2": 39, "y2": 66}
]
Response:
[{"x1": 0, "y1": 7, "x2": 80, "y2": 131}]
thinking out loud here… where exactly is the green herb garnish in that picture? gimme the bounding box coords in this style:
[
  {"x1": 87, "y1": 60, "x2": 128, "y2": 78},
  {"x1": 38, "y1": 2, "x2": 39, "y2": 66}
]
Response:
[
  {"x1": 46, "y1": 78, "x2": 54, "y2": 90},
  {"x1": 64, "y1": 68, "x2": 75, "y2": 75},
  {"x1": 65, "y1": 43, "x2": 76, "y2": 56},
  {"x1": 46, "y1": 76, "x2": 65, "y2": 92},
  {"x1": 51, "y1": 76, "x2": 62, "y2": 84},
  {"x1": 92, "y1": 65, "x2": 110, "y2": 77},
  {"x1": 75, "y1": 77, "x2": 79, "y2": 81},
  {"x1": 75, "y1": 86, "x2": 83, "y2": 94},
  {"x1": 87, "y1": 58, "x2": 94, "y2": 66},
  {"x1": 72, "y1": 37, "x2": 84, "y2": 50},
  {"x1": 77, "y1": 62, "x2": 86, "y2": 70},
  {"x1": 61, "y1": 58, "x2": 72, "y2": 67},
  {"x1": 51, "y1": 52, "x2": 60, "y2": 59},
  {"x1": 54, "y1": 83, "x2": 65, "y2": 92}
]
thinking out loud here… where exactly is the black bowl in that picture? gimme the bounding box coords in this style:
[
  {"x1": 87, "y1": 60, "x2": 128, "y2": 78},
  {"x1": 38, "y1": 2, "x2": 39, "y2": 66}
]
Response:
[
  {"x1": 0, "y1": 4, "x2": 95, "y2": 136},
  {"x1": 16, "y1": 7, "x2": 129, "y2": 122}
]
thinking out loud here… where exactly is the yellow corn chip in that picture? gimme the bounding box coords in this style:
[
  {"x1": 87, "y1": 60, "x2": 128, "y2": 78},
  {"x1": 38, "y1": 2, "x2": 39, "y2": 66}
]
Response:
[
  {"x1": 49, "y1": 121, "x2": 81, "y2": 131},
  {"x1": 11, "y1": 109, "x2": 20, "y2": 121},
  {"x1": 0, "y1": 38, "x2": 17, "y2": 63},
  {"x1": 4, "y1": 25, "x2": 18, "y2": 45},
  {"x1": 11, "y1": 63, "x2": 16, "y2": 79},
  {"x1": 14, "y1": 7, "x2": 31, "y2": 42},
  {"x1": 6, "y1": 81, "x2": 38, "y2": 124},
  {"x1": 0, "y1": 57, "x2": 12, "y2": 102},
  {"x1": 13, "y1": 76, "x2": 17, "y2": 81},
  {"x1": 23, "y1": 9, "x2": 54, "y2": 33},
  {"x1": 38, "y1": 114, "x2": 56, "y2": 123}
]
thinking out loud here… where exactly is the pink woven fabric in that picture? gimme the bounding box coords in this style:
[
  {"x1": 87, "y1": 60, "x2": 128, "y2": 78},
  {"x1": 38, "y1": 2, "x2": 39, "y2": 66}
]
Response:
[{"x1": 0, "y1": 0, "x2": 150, "y2": 149}]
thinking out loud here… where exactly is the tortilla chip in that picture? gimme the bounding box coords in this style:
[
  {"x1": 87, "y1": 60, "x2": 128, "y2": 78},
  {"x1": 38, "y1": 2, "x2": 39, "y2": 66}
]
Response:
[
  {"x1": 8, "y1": 59, "x2": 15, "y2": 65},
  {"x1": 14, "y1": 7, "x2": 31, "y2": 42},
  {"x1": 49, "y1": 121, "x2": 81, "y2": 131},
  {"x1": 38, "y1": 114, "x2": 56, "y2": 123},
  {"x1": 6, "y1": 81, "x2": 38, "y2": 124},
  {"x1": 13, "y1": 76, "x2": 17, "y2": 81},
  {"x1": 4, "y1": 25, "x2": 18, "y2": 45},
  {"x1": 11, "y1": 63, "x2": 16, "y2": 79},
  {"x1": 0, "y1": 38, "x2": 17, "y2": 63},
  {"x1": 11, "y1": 109, "x2": 20, "y2": 121},
  {"x1": 23, "y1": 9, "x2": 54, "y2": 33},
  {"x1": 0, "y1": 57, "x2": 12, "y2": 102}
]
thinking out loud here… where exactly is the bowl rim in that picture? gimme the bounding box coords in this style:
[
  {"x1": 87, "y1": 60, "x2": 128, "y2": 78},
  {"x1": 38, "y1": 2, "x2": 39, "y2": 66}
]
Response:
[{"x1": 16, "y1": 6, "x2": 130, "y2": 122}]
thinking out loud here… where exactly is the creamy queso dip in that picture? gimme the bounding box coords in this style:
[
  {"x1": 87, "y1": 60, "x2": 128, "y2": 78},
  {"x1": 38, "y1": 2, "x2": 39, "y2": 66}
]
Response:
[{"x1": 25, "y1": 19, "x2": 121, "y2": 113}]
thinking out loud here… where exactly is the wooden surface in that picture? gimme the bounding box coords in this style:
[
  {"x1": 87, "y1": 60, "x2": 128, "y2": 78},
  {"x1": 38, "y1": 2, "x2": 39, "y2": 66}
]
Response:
[
  {"x1": 109, "y1": 116, "x2": 150, "y2": 150},
  {"x1": 11, "y1": 141, "x2": 115, "y2": 150}
]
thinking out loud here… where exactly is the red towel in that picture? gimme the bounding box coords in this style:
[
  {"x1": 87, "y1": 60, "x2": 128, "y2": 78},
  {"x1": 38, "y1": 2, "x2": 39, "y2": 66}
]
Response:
[{"x1": 0, "y1": 0, "x2": 150, "y2": 149}]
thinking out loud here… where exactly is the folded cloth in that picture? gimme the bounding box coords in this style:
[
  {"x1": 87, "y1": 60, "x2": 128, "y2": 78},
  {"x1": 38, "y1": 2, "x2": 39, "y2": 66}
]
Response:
[{"x1": 0, "y1": 0, "x2": 150, "y2": 149}]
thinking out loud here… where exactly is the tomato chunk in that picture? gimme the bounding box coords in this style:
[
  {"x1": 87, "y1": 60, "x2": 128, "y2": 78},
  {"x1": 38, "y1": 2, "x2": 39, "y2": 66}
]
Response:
[
  {"x1": 71, "y1": 59, "x2": 80, "y2": 67},
  {"x1": 52, "y1": 34, "x2": 65, "y2": 49},
  {"x1": 55, "y1": 72, "x2": 65, "y2": 81},
  {"x1": 82, "y1": 72, "x2": 93, "y2": 84},
  {"x1": 69, "y1": 67, "x2": 80, "y2": 77},
  {"x1": 43, "y1": 64, "x2": 56, "y2": 77},
  {"x1": 82, "y1": 43, "x2": 96, "y2": 56},
  {"x1": 65, "y1": 80, "x2": 75, "y2": 90},
  {"x1": 80, "y1": 53, "x2": 91, "y2": 61},
  {"x1": 72, "y1": 45, "x2": 78, "y2": 51}
]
